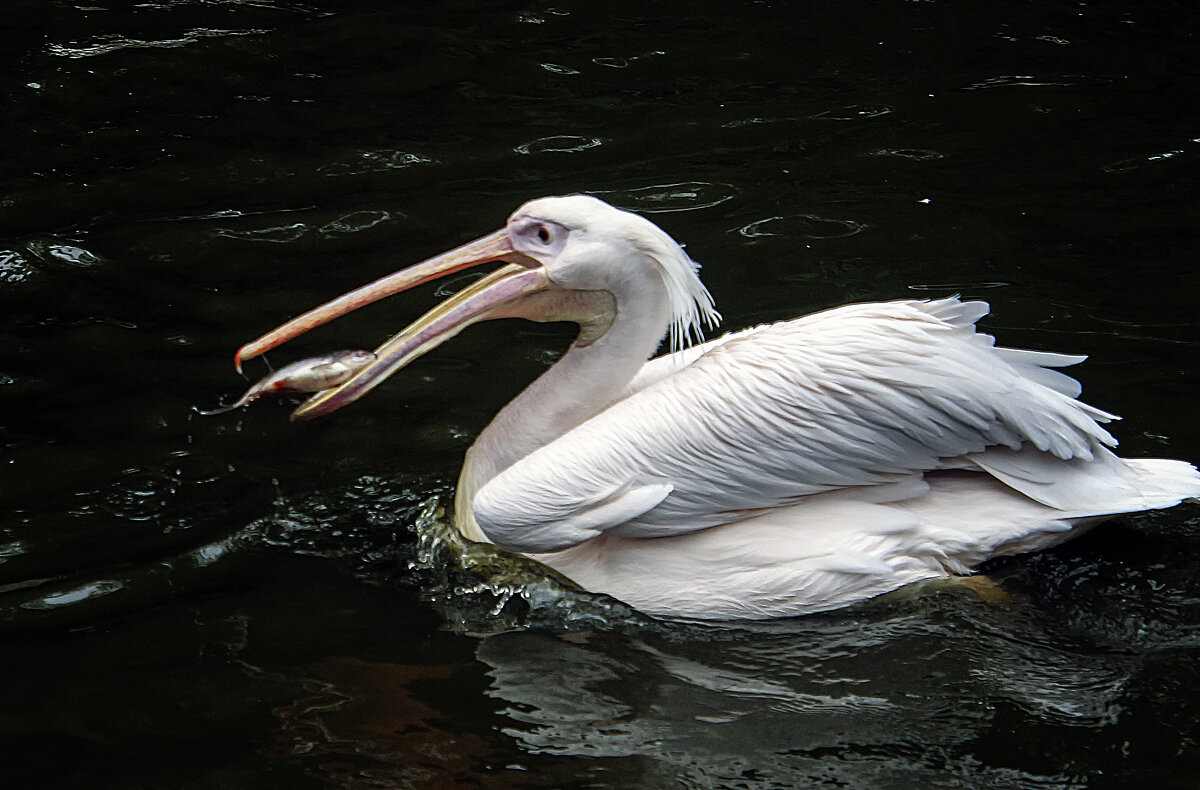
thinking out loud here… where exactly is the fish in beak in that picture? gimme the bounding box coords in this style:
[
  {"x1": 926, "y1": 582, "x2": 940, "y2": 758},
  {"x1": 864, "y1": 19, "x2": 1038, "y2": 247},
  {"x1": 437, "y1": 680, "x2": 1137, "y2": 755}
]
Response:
[{"x1": 235, "y1": 227, "x2": 552, "y2": 421}]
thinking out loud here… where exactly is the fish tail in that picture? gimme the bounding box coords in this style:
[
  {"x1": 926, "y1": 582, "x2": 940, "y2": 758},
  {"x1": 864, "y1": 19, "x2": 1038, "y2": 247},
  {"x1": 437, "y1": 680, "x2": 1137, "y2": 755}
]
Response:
[
  {"x1": 195, "y1": 403, "x2": 240, "y2": 416},
  {"x1": 195, "y1": 393, "x2": 256, "y2": 416}
]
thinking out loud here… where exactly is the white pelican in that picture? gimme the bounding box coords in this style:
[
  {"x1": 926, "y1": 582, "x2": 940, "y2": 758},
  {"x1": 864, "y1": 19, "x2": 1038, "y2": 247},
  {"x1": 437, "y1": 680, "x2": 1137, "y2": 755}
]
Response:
[{"x1": 237, "y1": 195, "x2": 1200, "y2": 620}]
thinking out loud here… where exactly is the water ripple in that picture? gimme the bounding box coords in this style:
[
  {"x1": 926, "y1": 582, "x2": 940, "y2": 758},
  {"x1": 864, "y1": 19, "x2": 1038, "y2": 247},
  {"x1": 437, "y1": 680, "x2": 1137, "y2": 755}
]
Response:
[
  {"x1": 0, "y1": 249, "x2": 38, "y2": 287},
  {"x1": 318, "y1": 150, "x2": 433, "y2": 177},
  {"x1": 962, "y1": 74, "x2": 1113, "y2": 90},
  {"x1": 318, "y1": 210, "x2": 393, "y2": 238},
  {"x1": 514, "y1": 135, "x2": 603, "y2": 155},
  {"x1": 48, "y1": 28, "x2": 268, "y2": 58},
  {"x1": 24, "y1": 239, "x2": 107, "y2": 270},
  {"x1": 736, "y1": 214, "x2": 865, "y2": 240},
  {"x1": 517, "y1": 11, "x2": 564, "y2": 24},
  {"x1": 433, "y1": 271, "x2": 486, "y2": 298},
  {"x1": 213, "y1": 209, "x2": 396, "y2": 244},
  {"x1": 907, "y1": 281, "x2": 1012, "y2": 291},
  {"x1": 1102, "y1": 147, "x2": 1190, "y2": 174},
  {"x1": 865, "y1": 148, "x2": 945, "y2": 161},
  {"x1": 593, "y1": 182, "x2": 739, "y2": 213},
  {"x1": 158, "y1": 451, "x2": 230, "y2": 487},
  {"x1": 95, "y1": 469, "x2": 181, "y2": 521},
  {"x1": 593, "y1": 51, "x2": 665, "y2": 69},
  {"x1": 0, "y1": 372, "x2": 48, "y2": 395},
  {"x1": 213, "y1": 223, "x2": 308, "y2": 244},
  {"x1": 19, "y1": 579, "x2": 125, "y2": 610},
  {"x1": 808, "y1": 104, "x2": 893, "y2": 121},
  {"x1": 721, "y1": 116, "x2": 803, "y2": 128}
]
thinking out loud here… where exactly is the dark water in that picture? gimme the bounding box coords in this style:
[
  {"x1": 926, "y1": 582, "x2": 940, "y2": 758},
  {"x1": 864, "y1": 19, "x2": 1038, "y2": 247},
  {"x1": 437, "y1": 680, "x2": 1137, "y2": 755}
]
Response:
[{"x1": 3, "y1": 1, "x2": 1199, "y2": 787}]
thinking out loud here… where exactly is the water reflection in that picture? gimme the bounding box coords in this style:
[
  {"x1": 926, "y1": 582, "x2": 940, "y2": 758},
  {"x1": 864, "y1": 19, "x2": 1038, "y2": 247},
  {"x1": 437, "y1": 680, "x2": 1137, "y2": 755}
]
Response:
[
  {"x1": 389, "y1": 503, "x2": 1200, "y2": 784},
  {"x1": 473, "y1": 602, "x2": 1132, "y2": 786},
  {"x1": 269, "y1": 658, "x2": 500, "y2": 790}
]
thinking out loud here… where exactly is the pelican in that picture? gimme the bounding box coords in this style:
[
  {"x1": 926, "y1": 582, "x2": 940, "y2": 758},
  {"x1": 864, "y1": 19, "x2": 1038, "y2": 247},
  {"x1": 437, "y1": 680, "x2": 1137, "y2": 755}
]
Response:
[{"x1": 237, "y1": 195, "x2": 1200, "y2": 620}]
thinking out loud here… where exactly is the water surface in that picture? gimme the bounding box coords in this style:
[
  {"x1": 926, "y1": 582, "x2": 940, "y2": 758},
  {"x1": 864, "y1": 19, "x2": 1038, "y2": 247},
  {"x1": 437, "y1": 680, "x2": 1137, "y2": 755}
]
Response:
[{"x1": 2, "y1": 1, "x2": 1198, "y2": 787}]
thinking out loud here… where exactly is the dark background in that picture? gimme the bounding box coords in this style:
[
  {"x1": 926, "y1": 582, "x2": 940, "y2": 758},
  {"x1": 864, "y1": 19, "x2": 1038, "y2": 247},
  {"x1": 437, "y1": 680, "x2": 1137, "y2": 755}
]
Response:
[{"x1": 2, "y1": 2, "x2": 1198, "y2": 788}]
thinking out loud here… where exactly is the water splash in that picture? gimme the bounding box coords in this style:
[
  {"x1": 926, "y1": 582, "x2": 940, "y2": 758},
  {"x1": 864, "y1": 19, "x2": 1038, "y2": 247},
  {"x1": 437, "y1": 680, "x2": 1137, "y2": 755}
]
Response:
[{"x1": 408, "y1": 498, "x2": 646, "y2": 635}]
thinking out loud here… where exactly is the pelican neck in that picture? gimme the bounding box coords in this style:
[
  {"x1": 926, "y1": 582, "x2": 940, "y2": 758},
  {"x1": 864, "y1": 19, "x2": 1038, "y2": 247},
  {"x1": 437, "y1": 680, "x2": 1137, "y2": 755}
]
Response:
[{"x1": 454, "y1": 277, "x2": 672, "y2": 540}]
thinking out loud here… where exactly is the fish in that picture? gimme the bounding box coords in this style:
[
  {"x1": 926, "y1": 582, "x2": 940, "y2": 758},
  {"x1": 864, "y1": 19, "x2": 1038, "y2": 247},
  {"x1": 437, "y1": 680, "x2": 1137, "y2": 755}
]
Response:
[{"x1": 199, "y1": 350, "x2": 376, "y2": 415}]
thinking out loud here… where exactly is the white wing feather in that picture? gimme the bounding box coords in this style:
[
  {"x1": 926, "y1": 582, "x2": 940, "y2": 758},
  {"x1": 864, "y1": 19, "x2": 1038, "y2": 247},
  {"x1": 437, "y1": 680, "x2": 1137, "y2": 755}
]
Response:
[{"x1": 473, "y1": 298, "x2": 1121, "y2": 553}]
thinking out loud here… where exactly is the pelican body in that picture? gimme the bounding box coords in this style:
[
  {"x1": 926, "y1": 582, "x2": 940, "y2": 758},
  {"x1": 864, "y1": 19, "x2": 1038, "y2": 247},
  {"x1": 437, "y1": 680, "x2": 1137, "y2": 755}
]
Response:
[{"x1": 237, "y1": 195, "x2": 1200, "y2": 620}]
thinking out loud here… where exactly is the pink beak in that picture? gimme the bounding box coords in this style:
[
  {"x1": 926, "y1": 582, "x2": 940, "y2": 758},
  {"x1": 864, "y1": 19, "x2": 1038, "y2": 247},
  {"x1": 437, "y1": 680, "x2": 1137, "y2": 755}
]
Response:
[{"x1": 234, "y1": 227, "x2": 551, "y2": 420}]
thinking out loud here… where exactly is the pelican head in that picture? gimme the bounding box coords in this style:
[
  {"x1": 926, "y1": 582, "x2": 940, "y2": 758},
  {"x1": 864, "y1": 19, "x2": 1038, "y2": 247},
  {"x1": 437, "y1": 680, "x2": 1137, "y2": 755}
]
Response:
[{"x1": 235, "y1": 195, "x2": 720, "y2": 420}]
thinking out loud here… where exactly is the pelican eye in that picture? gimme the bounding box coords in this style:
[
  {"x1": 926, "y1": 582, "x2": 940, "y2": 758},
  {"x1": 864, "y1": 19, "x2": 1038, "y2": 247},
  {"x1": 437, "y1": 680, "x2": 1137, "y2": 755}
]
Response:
[{"x1": 512, "y1": 217, "x2": 567, "y2": 257}]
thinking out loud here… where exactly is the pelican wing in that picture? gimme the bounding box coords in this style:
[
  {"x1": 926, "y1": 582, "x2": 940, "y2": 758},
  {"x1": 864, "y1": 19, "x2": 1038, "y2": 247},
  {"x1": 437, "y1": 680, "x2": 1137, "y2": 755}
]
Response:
[{"x1": 472, "y1": 298, "x2": 1120, "y2": 553}]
